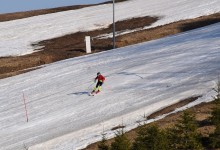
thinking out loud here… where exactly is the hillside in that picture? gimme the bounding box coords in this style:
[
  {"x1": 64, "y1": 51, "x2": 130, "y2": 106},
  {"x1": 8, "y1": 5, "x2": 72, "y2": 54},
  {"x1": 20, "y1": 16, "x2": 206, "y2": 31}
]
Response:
[
  {"x1": 0, "y1": 13, "x2": 219, "y2": 79},
  {"x1": 0, "y1": 1, "x2": 113, "y2": 22},
  {"x1": 0, "y1": 0, "x2": 220, "y2": 79},
  {"x1": 0, "y1": 0, "x2": 220, "y2": 150},
  {"x1": 0, "y1": 22, "x2": 219, "y2": 150}
]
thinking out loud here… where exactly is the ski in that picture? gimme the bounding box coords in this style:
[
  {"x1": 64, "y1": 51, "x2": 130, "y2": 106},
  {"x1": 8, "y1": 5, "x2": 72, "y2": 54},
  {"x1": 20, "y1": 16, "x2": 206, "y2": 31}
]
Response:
[
  {"x1": 89, "y1": 92, "x2": 96, "y2": 96},
  {"x1": 89, "y1": 91, "x2": 100, "y2": 96}
]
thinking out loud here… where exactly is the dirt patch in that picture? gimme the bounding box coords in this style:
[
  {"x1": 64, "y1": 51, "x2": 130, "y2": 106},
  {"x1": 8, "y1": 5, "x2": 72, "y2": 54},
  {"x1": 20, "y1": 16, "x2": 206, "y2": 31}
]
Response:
[
  {"x1": 111, "y1": 125, "x2": 126, "y2": 131},
  {"x1": 116, "y1": 13, "x2": 220, "y2": 47},
  {"x1": 0, "y1": 16, "x2": 158, "y2": 78},
  {"x1": 0, "y1": 13, "x2": 219, "y2": 79},
  {"x1": 83, "y1": 99, "x2": 215, "y2": 150},
  {"x1": 180, "y1": 17, "x2": 220, "y2": 32},
  {"x1": 147, "y1": 96, "x2": 201, "y2": 120}
]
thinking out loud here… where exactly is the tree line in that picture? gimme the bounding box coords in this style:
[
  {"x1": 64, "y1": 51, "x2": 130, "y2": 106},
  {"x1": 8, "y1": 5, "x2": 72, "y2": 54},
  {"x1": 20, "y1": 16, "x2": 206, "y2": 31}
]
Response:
[{"x1": 98, "y1": 81, "x2": 220, "y2": 150}]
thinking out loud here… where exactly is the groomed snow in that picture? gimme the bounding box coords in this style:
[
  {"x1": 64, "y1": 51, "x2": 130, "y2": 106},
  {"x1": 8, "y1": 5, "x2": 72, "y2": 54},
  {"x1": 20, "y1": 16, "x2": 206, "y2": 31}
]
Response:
[
  {"x1": 0, "y1": 22, "x2": 220, "y2": 149},
  {"x1": 0, "y1": 0, "x2": 220, "y2": 57}
]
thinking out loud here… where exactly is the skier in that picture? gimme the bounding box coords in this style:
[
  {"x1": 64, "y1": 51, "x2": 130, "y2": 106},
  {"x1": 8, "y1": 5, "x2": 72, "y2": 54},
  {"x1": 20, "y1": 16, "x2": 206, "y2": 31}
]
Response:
[{"x1": 91, "y1": 72, "x2": 105, "y2": 95}]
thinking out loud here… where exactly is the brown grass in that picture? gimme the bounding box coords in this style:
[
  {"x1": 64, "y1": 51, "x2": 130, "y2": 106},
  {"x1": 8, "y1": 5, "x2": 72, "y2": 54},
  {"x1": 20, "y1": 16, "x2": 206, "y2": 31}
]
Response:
[
  {"x1": 147, "y1": 96, "x2": 201, "y2": 120},
  {"x1": 0, "y1": 15, "x2": 158, "y2": 78}
]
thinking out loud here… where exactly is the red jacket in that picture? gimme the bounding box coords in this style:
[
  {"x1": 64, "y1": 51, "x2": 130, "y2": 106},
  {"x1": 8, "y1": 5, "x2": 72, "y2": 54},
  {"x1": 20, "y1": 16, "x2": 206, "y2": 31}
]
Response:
[{"x1": 95, "y1": 74, "x2": 105, "y2": 82}]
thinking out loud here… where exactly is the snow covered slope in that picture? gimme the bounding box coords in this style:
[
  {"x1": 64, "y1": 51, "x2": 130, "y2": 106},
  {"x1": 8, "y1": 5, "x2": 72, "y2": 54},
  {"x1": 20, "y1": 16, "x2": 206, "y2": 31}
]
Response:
[
  {"x1": 0, "y1": 0, "x2": 220, "y2": 57},
  {"x1": 0, "y1": 22, "x2": 220, "y2": 149}
]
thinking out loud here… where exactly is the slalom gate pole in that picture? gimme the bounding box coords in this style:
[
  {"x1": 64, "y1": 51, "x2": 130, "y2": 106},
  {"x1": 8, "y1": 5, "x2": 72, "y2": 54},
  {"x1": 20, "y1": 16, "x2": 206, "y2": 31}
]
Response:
[{"x1": 22, "y1": 92, "x2": 29, "y2": 123}]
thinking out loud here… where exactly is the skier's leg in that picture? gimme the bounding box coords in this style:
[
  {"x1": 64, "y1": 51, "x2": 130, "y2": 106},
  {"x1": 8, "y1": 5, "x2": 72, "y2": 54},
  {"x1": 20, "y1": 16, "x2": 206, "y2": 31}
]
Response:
[
  {"x1": 96, "y1": 82, "x2": 103, "y2": 94},
  {"x1": 96, "y1": 86, "x2": 101, "y2": 94},
  {"x1": 92, "y1": 82, "x2": 99, "y2": 93},
  {"x1": 92, "y1": 86, "x2": 96, "y2": 92}
]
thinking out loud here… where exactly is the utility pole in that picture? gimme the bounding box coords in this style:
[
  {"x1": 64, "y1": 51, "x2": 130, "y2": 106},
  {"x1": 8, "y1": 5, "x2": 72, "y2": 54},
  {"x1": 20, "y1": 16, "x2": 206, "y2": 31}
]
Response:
[{"x1": 113, "y1": 0, "x2": 116, "y2": 49}]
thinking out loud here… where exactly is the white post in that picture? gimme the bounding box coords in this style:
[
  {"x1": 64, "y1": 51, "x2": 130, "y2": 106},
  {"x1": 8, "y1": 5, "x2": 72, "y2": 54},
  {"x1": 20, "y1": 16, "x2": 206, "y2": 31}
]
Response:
[{"x1": 85, "y1": 36, "x2": 91, "y2": 53}]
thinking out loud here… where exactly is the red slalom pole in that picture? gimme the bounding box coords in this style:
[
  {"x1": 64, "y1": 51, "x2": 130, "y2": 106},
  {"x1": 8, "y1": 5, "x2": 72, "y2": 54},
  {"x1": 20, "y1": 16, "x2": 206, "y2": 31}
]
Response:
[{"x1": 22, "y1": 92, "x2": 29, "y2": 123}]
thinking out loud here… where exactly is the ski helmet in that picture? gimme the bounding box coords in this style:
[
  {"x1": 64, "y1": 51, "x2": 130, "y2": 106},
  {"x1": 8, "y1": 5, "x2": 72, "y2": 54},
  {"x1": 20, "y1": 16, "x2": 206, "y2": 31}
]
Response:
[{"x1": 97, "y1": 72, "x2": 101, "y2": 76}]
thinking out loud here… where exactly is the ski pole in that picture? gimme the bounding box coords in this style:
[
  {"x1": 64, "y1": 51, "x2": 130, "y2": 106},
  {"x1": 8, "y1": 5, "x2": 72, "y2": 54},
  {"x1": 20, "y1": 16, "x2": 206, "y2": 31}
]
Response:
[{"x1": 87, "y1": 82, "x2": 95, "y2": 90}]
